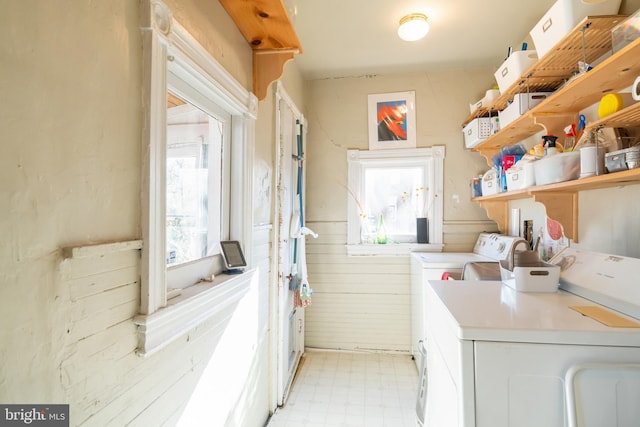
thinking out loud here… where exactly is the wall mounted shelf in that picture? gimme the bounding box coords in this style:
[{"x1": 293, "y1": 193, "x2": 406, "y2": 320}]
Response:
[
  {"x1": 464, "y1": 14, "x2": 640, "y2": 243},
  {"x1": 473, "y1": 168, "x2": 640, "y2": 242},
  {"x1": 462, "y1": 16, "x2": 640, "y2": 165},
  {"x1": 220, "y1": 0, "x2": 302, "y2": 101}
]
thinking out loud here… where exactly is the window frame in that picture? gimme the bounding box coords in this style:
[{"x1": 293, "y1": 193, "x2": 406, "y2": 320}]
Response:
[
  {"x1": 135, "y1": 0, "x2": 257, "y2": 356},
  {"x1": 346, "y1": 147, "x2": 445, "y2": 256},
  {"x1": 164, "y1": 83, "x2": 230, "y2": 290}
]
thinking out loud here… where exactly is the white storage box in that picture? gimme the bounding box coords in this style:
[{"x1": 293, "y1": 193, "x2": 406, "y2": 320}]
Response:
[
  {"x1": 533, "y1": 151, "x2": 581, "y2": 185},
  {"x1": 530, "y1": 0, "x2": 622, "y2": 59},
  {"x1": 494, "y1": 50, "x2": 538, "y2": 93},
  {"x1": 498, "y1": 92, "x2": 550, "y2": 127},
  {"x1": 469, "y1": 89, "x2": 501, "y2": 113},
  {"x1": 463, "y1": 117, "x2": 499, "y2": 148},
  {"x1": 506, "y1": 160, "x2": 536, "y2": 191},
  {"x1": 481, "y1": 168, "x2": 499, "y2": 196},
  {"x1": 500, "y1": 261, "x2": 561, "y2": 293}
]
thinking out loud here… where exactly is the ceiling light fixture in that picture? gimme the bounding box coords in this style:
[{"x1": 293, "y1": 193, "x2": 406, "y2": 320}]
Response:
[{"x1": 397, "y1": 13, "x2": 429, "y2": 42}]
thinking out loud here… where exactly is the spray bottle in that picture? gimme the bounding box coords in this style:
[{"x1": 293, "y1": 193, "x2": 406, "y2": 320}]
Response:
[{"x1": 542, "y1": 135, "x2": 558, "y2": 156}]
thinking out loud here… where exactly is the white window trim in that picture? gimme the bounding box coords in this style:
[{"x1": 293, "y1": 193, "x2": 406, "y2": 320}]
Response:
[
  {"x1": 346, "y1": 147, "x2": 445, "y2": 256},
  {"x1": 135, "y1": 0, "x2": 257, "y2": 356}
]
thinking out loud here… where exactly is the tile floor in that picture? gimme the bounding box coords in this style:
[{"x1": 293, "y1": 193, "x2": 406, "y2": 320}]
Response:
[{"x1": 267, "y1": 349, "x2": 419, "y2": 427}]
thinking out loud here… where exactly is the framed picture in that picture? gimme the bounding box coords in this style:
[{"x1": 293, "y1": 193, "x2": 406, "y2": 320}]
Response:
[{"x1": 368, "y1": 91, "x2": 416, "y2": 150}]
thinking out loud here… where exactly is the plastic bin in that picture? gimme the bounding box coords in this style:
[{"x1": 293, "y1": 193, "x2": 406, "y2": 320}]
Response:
[
  {"x1": 481, "y1": 168, "x2": 499, "y2": 196},
  {"x1": 612, "y1": 8, "x2": 640, "y2": 52},
  {"x1": 506, "y1": 160, "x2": 536, "y2": 191},
  {"x1": 498, "y1": 92, "x2": 550, "y2": 127},
  {"x1": 530, "y1": 0, "x2": 622, "y2": 59},
  {"x1": 463, "y1": 117, "x2": 498, "y2": 149},
  {"x1": 494, "y1": 50, "x2": 538, "y2": 93},
  {"x1": 533, "y1": 151, "x2": 581, "y2": 185}
]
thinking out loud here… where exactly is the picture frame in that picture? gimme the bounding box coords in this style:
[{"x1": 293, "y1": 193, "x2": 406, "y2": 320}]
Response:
[{"x1": 368, "y1": 91, "x2": 416, "y2": 150}]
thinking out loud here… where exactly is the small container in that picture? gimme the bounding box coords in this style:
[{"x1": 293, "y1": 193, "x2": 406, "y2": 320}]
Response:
[
  {"x1": 612, "y1": 9, "x2": 640, "y2": 53},
  {"x1": 481, "y1": 168, "x2": 499, "y2": 196},
  {"x1": 494, "y1": 50, "x2": 539, "y2": 92},
  {"x1": 463, "y1": 117, "x2": 493, "y2": 149},
  {"x1": 498, "y1": 92, "x2": 550, "y2": 128},
  {"x1": 471, "y1": 176, "x2": 483, "y2": 198},
  {"x1": 500, "y1": 261, "x2": 561, "y2": 292},
  {"x1": 499, "y1": 240, "x2": 560, "y2": 293},
  {"x1": 529, "y1": 0, "x2": 623, "y2": 59},
  {"x1": 533, "y1": 150, "x2": 581, "y2": 185},
  {"x1": 579, "y1": 145, "x2": 606, "y2": 177},
  {"x1": 606, "y1": 146, "x2": 640, "y2": 172},
  {"x1": 506, "y1": 160, "x2": 536, "y2": 191}
]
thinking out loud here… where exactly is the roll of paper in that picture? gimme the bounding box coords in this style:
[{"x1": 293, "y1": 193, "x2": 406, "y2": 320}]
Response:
[{"x1": 633, "y1": 76, "x2": 640, "y2": 102}]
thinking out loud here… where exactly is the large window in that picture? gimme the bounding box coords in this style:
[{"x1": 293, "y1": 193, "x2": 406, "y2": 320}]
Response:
[
  {"x1": 136, "y1": 0, "x2": 257, "y2": 355},
  {"x1": 166, "y1": 101, "x2": 224, "y2": 267},
  {"x1": 347, "y1": 147, "x2": 445, "y2": 255},
  {"x1": 164, "y1": 91, "x2": 231, "y2": 292}
]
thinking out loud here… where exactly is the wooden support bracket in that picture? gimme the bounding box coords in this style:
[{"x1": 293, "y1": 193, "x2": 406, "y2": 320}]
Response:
[
  {"x1": 253, "y1": 49, "x2": 297, "y2": 101},
  {"x1": 532, "y1": 191, "x2": 579, "y2": 242},
  {"x1": 533, "y1": 112, "x2": 577, "y2": 142},
  {"x1": 477, "y1": 200, "x2": 509, "y2": 235},
  {"x1": 220, "y1": 0, "x2": 302, "y2": 101}
]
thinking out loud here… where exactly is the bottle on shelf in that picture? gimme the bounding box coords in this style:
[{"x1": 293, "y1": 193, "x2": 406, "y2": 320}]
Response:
[{"x1": 543, "y1": 135, "x2": 558, "y2": 156}]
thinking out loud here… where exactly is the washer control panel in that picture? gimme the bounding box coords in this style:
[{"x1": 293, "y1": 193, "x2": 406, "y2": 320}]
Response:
[{"x1": 473, "y1": 233, "x2": 523, "y2": 260}]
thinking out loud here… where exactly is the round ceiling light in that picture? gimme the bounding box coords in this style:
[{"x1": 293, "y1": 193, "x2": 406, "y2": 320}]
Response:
[{"x1": 397, "y1": 13, "x2": 429, "y2": 42}]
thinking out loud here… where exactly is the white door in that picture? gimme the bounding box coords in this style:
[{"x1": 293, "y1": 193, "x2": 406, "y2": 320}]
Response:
[{"x1": 273, "y1": 85, "x2": 306, "y2": 406}]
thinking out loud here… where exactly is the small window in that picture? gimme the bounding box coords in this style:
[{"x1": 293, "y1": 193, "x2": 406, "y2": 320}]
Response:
[{"x1": 347, "y1": 147, "x2": 445, "y2": 255}]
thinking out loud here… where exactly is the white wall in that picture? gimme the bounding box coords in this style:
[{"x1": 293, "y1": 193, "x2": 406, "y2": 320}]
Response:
[
  {"x1": 302, "y1": 70, "x2": 498, "y2": 352},
  {"x1": 0, "y1": 1, "x2": 279, "y2": 426}
]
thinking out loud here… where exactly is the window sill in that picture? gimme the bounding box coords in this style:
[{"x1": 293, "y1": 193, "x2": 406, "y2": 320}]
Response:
[
  {"x1": 133, "y1": 268, "x2": 256, "y2": 357},
  {"x1": 346, "y1": 243, "x2": 444, "y2": 257}
]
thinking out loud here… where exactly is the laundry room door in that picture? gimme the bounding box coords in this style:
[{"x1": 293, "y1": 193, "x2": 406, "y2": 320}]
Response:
[{"x1": 274, "y1": 84, "x2": 306, "y2": 406}]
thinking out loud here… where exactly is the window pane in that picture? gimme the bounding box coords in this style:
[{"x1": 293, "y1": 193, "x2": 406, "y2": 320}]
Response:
[
  {"x1": 166, "y1": 93, "x2": 222, "y2": 266},
  {"x1": 363, "y1": 166, "x2": 424, "y2": 243}
]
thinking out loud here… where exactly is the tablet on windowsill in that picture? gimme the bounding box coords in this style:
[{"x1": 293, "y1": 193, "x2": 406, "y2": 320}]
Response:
[{"x1": 220, "y1": 240, "x2": 247, "y2": 274}]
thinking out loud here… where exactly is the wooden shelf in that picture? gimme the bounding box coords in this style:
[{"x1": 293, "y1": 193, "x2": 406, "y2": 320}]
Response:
[
  {"x1": 464, "y1": 16, "x2": 640, "y2": 163},
  {"x1": 220, "y1": 0, "x2": 302, "y2": 101},
  {"x1": 464, "y1": 15, "x2": 640, "y2": 244},
  {"x1": 473, "y1": 35, "x2": 640, "y2": 162},
  {"x1": 472, "y1": 168, "x2": 640, "y2": 241},
  {"x1": 588, "y1": 102, "x2": 640, "y2": 130},
  {"x1": 463, "y1": 15, "x2": 628, "y2": 126}
]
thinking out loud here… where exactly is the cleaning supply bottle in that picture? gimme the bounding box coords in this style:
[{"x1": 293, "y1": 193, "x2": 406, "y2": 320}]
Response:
[
  {"x1": 564, "y1": 124, "x2": 576, "y2": 152},
  {"x1": 543, "y1": 135, "x2": 558, "y2": 156}
]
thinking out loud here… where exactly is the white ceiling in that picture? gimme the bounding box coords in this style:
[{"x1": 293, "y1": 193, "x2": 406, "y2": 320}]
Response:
[{"x1": 283, "y1": 0, "x2": 558, "y2": 80}]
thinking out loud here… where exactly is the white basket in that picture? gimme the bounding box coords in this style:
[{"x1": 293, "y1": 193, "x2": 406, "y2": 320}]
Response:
[
  {"x1": 463, "y1": 117, "x2": 496, "y2": 149},
  {"x1": 500, "y1": 261, "x2": 561, "y2": 293},
  {"x1": 498, "y1": 92, "x2": 550, "y2": 128},
  {"x1": 506, "y1": 160, "x2": 536, "y2": 191},
  {"x1": 481, "y1": 168, "x2": 499, "y2": 196},
  {"x1": 494, "y1": 50, "x2": 538, "y2": 93},
  {"x1": 530, "y1": 0, "x2": 622, "y2": 59}
]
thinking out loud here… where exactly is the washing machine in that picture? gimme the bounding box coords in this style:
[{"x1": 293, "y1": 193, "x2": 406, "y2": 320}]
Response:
[
  {"x1": 419, "y1": 247, "x2": 640, "y2": 427},
  {"x1": 410, "y1": 232, "x2": 522, "y2": 370}
]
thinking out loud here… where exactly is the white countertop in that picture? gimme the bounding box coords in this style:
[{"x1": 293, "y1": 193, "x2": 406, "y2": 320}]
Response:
[{"x1": 427, "y1": 280, "x2": 640, "y2": 347}]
